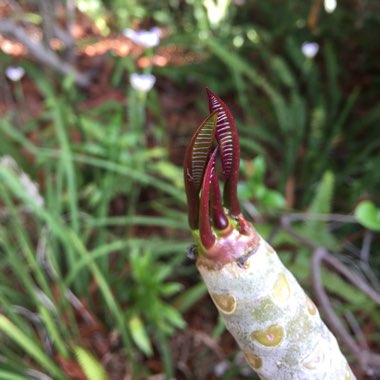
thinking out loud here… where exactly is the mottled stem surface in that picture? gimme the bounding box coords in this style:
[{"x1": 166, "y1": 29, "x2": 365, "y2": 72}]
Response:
[{"x1": 197, "y1": 226, "x2": 356, "y2": 380}]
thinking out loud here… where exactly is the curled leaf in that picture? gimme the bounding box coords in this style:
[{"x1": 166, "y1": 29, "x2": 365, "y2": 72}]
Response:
[
  {"x1": 184, "y1": 112, "x2": 218, "y2": 228},
  {"x1": 199, "y1": 147, "x2": 219, "y2": 249},
  {"x1": 211, "y1": 174, "x2": 228, "y2": 230},
  {"x1": 206, "y1": 88, "x2": 241, "y2": 216}
]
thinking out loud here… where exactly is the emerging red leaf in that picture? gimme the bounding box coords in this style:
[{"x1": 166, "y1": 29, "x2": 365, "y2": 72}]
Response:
[
  {"x1": 184, "y1": 111, "x2": 218, "y2": 228},
  {"x1": 206, "y1": 88, "x2": 241, "y2": 216},
  {"x1": 211, "y1": 174, "x2": 228, "y2": 230},
  {"x1": 199, "y1": 147, "x2": 219, "y2": 249}
]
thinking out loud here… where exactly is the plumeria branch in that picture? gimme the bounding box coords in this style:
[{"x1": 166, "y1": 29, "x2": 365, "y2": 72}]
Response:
[{"x1": 185, "y1": 89, "x2": 358, "y2": 379}]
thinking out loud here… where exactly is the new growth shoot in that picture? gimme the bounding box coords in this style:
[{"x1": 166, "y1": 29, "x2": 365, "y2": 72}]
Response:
[
  {"x1": 183, "y1": 89, "x2": 356, "y2": 380},
  {"x1": 184, "y1": 89, "x2": 255, "y2": 266}
]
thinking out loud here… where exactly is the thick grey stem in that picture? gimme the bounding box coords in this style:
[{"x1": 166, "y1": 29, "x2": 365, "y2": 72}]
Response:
[{"x1": 197, "y1": 233, "x2": 356, "y2": 379}]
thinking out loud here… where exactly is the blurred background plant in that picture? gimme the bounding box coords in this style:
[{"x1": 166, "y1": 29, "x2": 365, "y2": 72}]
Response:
[{"x1": 0, "y1": 0, "x2": 379, "y2": 379}]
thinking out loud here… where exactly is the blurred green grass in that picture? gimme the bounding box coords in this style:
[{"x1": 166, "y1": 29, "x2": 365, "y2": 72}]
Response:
[{"x1": 0, "y1": 1, "x2": 379, "y2": 379}]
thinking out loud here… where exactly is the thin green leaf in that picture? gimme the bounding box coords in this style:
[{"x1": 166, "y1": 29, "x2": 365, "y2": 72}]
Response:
[
  {"x1": 355, "y1": 201, "x2": 380, "y2": 231},
  {"x1": 128, "y1": 315, "x2": 153, "y2": 356},
  {"x1": 0, "y1": 315, "x2": 65, "y2": 379},
  {"x1": 74, "y1": 346, "x2": 108, "y2": 380}
]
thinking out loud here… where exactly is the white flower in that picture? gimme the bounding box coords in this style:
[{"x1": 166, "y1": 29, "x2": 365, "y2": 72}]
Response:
[
  {"x1": 301, "y1": 42, "x2": 319, "y2": 58},
  {"x1": 5, "y1": 66, "x2": 25, "y2": 81},
  {"x1": 324, "y1": 0, "x2": 337, "y2": 13},
  {"x1": 130, "y1": 73, "x2": 156, "y2": 92},
  {"x1": 214, "y1": 360, "x2": 230, "y2": 377},
  {"x1": 123, "y1": 27, "x2": 161, "y2": 48}
]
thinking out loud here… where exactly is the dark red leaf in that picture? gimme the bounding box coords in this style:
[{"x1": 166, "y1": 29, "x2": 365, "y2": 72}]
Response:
[
  {"x1": 184, "y1": 111, "x2": 218, "y2": 228},
  {"x1": 211, "y1": 174, "x2": 228, "y2": 230},
  {"x1": 206, "y1": 88, "x2": 241, "y2": 216},
  {"x1": 199, "y1": 146, "x2": 218, "y2": 249}
]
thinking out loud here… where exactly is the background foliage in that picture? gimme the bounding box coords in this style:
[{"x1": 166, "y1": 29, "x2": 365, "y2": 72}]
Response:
[{"x1": 0, "y1": 0, "x2": 379, "y2": 379}]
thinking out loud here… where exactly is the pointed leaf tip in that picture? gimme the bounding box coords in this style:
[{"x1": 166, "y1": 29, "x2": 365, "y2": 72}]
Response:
[
  {"x1": 206, "y1": 88, "x2": 239, "y2": 180},
  {"x1": 206, "y1": 88, "x2": 241, "y2": 216}
]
